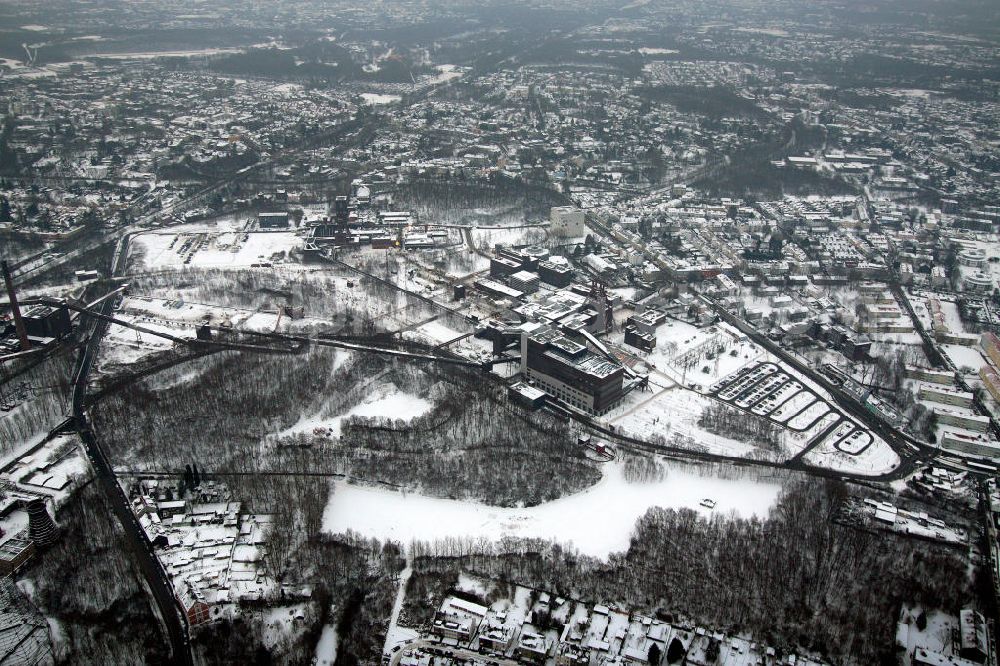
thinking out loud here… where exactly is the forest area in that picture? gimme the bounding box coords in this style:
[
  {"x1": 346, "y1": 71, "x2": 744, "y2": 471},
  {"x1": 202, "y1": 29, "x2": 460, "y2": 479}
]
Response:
[
  {"x1": 89, "y1": 342, "x2": 603, "y2": 662},
  {"x1": 407, "y1": 477, "x2": 973, "y2": 665},
  {"x1": 391, "y1": 177, "x2": 565, "y2": 228},
  {"x1": 92, "y1": 346, "x2": 599, "y2": 506},
  {"x1": 0, "y1": 352, "x2": 75, "y2": 457},
  {"x1": 698, "y1": 402, "x2": 785, "y2": 454},
  {"x1": 637, "y1": 85, "x2": 774, "y2": 123},
  {"x1": 693, "y1": 118, "x2": 858, "y2": 199},
  {"x1": 20, "y1": 482, "x2": 171, "y2": 665}
]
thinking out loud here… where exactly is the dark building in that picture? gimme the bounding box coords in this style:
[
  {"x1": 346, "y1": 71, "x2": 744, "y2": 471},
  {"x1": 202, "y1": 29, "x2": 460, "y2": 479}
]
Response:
[
  {"x1": 453, "y1": 284, "x2": 466, "y2": 301},
  {"x1": 490, "y1": 256, "x2": 521, "y2": 279},
  {"x1": 537, "y1": 260, "x2": 574, "y2": 288},
  {"x1": 843, "y1": 335, "x2": 872, "y2": 361},
  {"x1": 23, "y1": 305, "x2": 71, "y2": 340},
  {"x1": 334, "y1": 196, "x2": 350, "y2": 224},
  {"x1": 627, "y1": 310, "x2": 667, "y2": 336},
  {"x1": 624, "y1": 325, "x2": 656, "y2": 352},
  {"x1": 477, "y1": 321, "x2": 523, "y2": 354},
  {"x1": 508, "y1": 382, "x2": 546, "y2": 410},
  {"x1": 258, "y1": 211, "x2": 290, "y2": 228},
  {"x1": 521, "y1": 327, "x2": 624, "y2": 415}
]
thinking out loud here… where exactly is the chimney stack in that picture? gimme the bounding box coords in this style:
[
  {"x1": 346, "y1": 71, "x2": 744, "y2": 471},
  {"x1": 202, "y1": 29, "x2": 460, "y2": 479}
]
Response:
[
  {"x1": 25, "y1": 498, "x2": 59, "y2": 547},
  {"x1": 1, "y1": 260, "x2": 30, "y2": 351}
]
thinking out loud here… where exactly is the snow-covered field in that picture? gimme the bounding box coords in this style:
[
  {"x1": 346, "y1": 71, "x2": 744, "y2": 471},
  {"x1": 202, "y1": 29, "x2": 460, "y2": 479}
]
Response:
[
  {"x1": 360, "y1": 93, "x2": 402, "y2": 105},
  {"x1": 98, "y1": 311, "x2": 192, "y2": 368},
  {"x1": 941, "y1": 344, "x2": 987, "y2": 373},
  {"x1": 643, "y1": 321, "x2": 761, "y2": 387},
  {"x1": 607, "y1": 388, "x2": 762, "y2": 458},
  {"x1": 802, "y1": 428, "x2": 900, "y2": 476},
  {"x1": 322, "y1": 463, "x2": 783, "y2": 559},
  {"x1": 314, "y1": 625, "x2": 339, "y2": 666},
  {"x1": 273, "y1": 381, "x2": 433, "y2": 440},
  {"x1": 132, "y1": 230, "x2": 302, "y2": 270}
]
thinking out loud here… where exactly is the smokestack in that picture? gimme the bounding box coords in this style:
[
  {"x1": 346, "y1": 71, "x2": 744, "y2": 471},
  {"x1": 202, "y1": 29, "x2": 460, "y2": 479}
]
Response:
[
  {"x1": 1, "y1": 260, "x2": 30, "y2": 351},
  {"x1": 25, "y1": 498, "x2": 59, "y2": 547}
]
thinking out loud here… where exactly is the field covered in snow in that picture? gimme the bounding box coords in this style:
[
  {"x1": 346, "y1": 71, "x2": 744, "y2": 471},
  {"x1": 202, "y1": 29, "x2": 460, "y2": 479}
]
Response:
[
  {"x1": 641, "y1": 320, "x2": 763, "y2": 388},
  {"x1": 606, "y1": 387, "x2": 764, "y2": 458},
  {"x1": 272, "y1": 381, "x2": 433, "y2": 440},
  {"x1": 322, "y1": 463, "x2": 783, "y2": 559},
  {"x1": 131, "y1": 230, "x2": 303, "y2": 271},
  {"x1": 802, "y1": 425, "x2": 900, "y2": 476}
]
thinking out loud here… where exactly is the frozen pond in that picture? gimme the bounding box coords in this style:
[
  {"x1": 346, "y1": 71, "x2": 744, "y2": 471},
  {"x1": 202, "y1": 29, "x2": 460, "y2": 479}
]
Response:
[{"x1": 323, "y1": 463, "x2": 783, "y2": 559}]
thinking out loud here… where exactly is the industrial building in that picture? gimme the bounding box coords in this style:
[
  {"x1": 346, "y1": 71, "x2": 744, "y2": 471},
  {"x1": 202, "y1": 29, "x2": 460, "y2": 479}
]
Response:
[
  {"x1": 509, "y1": 271, "x2": 541, "y2": 294},
  {"x1": 537, "y1": 259, "x2": 574, "y2": 287},
  {"x1": 521, "y1": 326, "x2": 625, "y2": 415},
  {"x1": 23, "y1": 305, "x2": 72, "y2": 340},
  {"x1": 258, "y1": 211, "x2": 290, "y2": 228}
]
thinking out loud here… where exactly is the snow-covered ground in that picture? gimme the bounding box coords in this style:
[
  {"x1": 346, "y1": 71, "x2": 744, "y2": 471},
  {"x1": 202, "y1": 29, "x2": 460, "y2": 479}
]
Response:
[
  {"x1": 642, "y1": 321, "x2": 762, "y2": 387},
  {"x1": 607, "y1": 388, "x2": 762, "y2": 458},
  {"x1": 273, "y1": 382, "x2": 433, "y2": 440},
  {"x1": 322, "y1": 463, "x2": 783, "y2": 559},
  {"x1": 802, "y1": 428, "x2": 900, "y2": 476},
  {"x1": 897, "y1": 604, "x2": 961, "y2": 666},
  {"x1": 97, "y1": 309, "x2": 195, "y2": 368},
  {"x1": 131, "y1": 230, "x2": 302, "y2": 270},
  {"x1": 383, "y1": 563, "x2": 414, "y2": 654},
  {"x1": 941, "y1": 344, "x2": 987, "y2": 373},
  {"x1": 360, "y1": 93, "x2": 402, "y2": 105},
  {"x1": 314, "y1": 625, "x2": 339, "y2": 666}
]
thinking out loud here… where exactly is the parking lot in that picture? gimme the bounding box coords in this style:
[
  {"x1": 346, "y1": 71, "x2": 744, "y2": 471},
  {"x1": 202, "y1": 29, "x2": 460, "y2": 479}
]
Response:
[{"x1": 709, "y1": 362, "x2": 876, "y2": 456}]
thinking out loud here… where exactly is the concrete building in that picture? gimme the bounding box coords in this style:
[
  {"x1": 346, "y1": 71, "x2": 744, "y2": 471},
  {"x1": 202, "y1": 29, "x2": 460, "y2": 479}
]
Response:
[
  {"x1": 510, "y1": 271, "x2": 541, "y2": 294},
  {"x1": 980, "y1": 332, "x2": 1000, "y2": 368},
  {"x1": 258, "y1": 211, "x2": 290, "y2": 228},
  {"x1": 934, "y1": 408, "x2": 991, "y2": 433},
  {"x1": 516, "y1": 630, "x2": 550, "y2": 664},
  {"x1": 981, "y1": 366, "x2": 1000, "y2": 404},
  {"x1": 906, "y1": 365, "x2": 956, "y2": 385},
  {"x1": 508, "y1": 382, "x2": 546, "y2": 410},
  {"x1": 940, "y1": 428, "x2": 1000, "y2": 459},
  {"x1": 919, "y1": 384, "x2": 974, "y2": 409},
  {"x1": 959, "y1": 608, "x2": 989, "y2": 664},
  {"x1": 964, "y1": 271, "x2": 994, "y2": 295}
]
